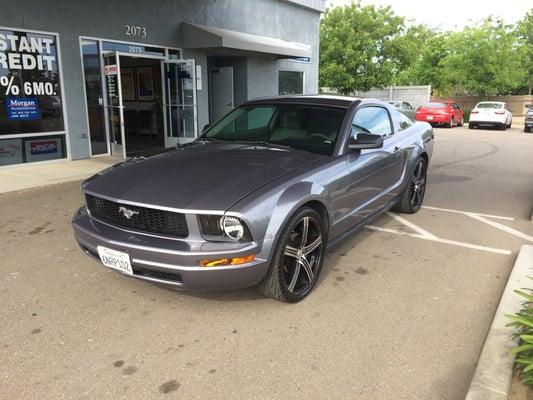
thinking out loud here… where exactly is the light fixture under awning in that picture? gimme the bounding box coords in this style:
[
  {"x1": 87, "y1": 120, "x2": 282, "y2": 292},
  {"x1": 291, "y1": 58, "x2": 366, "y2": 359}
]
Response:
[{"x1": 181, "y1": 22, "x2": 311, "y2": 58}]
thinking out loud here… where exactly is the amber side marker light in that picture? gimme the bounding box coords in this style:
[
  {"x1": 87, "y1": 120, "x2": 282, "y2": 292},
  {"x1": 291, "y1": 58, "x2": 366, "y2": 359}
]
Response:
[{"x1": 199, "y1": 254, "x2": 256, "y2": 267}]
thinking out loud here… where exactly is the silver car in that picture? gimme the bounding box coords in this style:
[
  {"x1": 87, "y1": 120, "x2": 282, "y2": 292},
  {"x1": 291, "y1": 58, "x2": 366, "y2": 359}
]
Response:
[
  {"x1": 72, "y1": 95, "x2": 434, "y2": 302},
  {"x1": 387, "y1": 100, "x2": 416, "y2": 121}
]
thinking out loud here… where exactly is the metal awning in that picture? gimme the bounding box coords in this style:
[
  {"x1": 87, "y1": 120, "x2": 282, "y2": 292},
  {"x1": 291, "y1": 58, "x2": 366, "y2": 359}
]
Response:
[{"x1": 181, "y1": 22, "x2": 311, "y2": 58}]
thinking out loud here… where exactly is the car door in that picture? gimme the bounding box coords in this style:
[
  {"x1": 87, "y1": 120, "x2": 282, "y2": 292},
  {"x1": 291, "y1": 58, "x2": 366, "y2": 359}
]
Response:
[
  {"x1": 453, "y1": 103, "x2": 463, "y2": 123},
  {"x1": 344, "y1": 105, "x2": 407, "y2": 227}
]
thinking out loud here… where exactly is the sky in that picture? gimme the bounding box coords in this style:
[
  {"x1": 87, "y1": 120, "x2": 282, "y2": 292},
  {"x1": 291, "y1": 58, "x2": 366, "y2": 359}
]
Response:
[{"x1": 325, "y1": 0, "x2": 532, "y2": 30}]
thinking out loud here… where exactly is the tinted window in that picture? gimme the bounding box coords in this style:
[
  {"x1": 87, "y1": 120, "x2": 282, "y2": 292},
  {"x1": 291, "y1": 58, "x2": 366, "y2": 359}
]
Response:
[
  {"x1": 204, "y1": 104, "x2": 346, "y2": 156},
  {"x1": 352, "y1": 106, "x2": 392, "y2": 138},
  {"x1": 402, "y1": 102, "x2": 413, "y2": 110},
  {"x1": 424, "y1": 102, "x2": 447, "y2": 109},
  {"x1": 279, "y1": 71, "x2": 304, "y2": 95},
  {"x1": 477, "y1": 103, "x2": 502, "y2": 109}
]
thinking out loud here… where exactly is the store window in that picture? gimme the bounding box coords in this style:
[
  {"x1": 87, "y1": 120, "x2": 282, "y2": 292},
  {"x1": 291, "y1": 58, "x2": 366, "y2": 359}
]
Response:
[
  {"x1": 0, "y1": 135, "x2": 66, "y2": 166},
  {"x1": 279, "y1": 70, "x2": 304, "y2": 95},
  {"x1": 81, "y1": 39, "x2": 107, "y2": 155},
  {"x1": 0, "y1": 28, "x2": 66, "y2": 166},
  {"x1": 0, "y1": 29, "x2": 64, "y2": 135}
]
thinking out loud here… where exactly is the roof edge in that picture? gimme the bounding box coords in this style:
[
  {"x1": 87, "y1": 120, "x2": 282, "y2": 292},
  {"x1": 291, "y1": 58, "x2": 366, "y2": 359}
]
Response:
[{"x1": 279, "y1": 0, "x2": 325, "y2": 13}]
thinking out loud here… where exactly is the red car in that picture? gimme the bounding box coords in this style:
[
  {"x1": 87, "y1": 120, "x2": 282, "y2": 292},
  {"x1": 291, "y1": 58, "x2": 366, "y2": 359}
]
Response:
[{"x1": 415, "y1": 101, "x2": 464, "y2": 128}]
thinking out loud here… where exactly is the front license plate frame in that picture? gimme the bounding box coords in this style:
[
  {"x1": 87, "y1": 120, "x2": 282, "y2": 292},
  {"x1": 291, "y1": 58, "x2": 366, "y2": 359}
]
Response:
[{"x1": 97, "y1": 246, "x2": 133, "y2": 275}]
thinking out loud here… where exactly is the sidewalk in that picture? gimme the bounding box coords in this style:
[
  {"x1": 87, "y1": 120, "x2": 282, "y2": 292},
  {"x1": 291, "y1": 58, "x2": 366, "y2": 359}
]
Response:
[{"x1": 0, "y1": 156, "x2": 119, "y2": 195}]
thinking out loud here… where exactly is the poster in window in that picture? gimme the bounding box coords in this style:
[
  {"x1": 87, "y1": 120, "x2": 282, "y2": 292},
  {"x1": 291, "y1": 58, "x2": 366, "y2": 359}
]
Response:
[
  {"x1": 120, "y1": 68, "x2": 135, "y2": 101},
  {"x1": 136, "y1": 67, "x2": 153, "y2": 101},
  {"x1": 0, "y1": 29, "x2": 64, "y2": 135},
  {"x1": 0, "y1": 138, "x2": 23, "y2": 165}
]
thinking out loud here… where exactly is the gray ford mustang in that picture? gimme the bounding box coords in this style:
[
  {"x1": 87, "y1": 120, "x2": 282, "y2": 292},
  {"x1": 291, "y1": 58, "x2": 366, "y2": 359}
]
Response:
[{"x1": 72, "y1": 95, "x2": 433, "y2": 302}]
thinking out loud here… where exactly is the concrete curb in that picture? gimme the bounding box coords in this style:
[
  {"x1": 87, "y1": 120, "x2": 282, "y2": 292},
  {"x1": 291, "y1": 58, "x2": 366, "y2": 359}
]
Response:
[{"x1": 465, "y1": 245, "x2": 533, "y2": 400}]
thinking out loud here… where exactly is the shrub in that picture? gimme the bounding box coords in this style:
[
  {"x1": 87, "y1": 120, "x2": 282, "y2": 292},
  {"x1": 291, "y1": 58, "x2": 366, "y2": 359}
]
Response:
[
  {"x1": 507, "y1": 287, "x2": 533, "y2": 385},
  {"x1": 463, "y1": 108, "x2": 472, "y2": 123}
]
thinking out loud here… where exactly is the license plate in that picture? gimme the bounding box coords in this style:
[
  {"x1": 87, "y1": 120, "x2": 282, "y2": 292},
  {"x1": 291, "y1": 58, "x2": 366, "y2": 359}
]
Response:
[
  {"x1": 97, "y1": 246, "x2": 133, "y2": 275},
  {"x1": 426, "y1": 115, "x2": 434, "y2": 120}
]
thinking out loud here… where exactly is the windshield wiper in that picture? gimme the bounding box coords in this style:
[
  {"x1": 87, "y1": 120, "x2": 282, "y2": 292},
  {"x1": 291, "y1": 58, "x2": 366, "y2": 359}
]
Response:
[{"x1": 239, "y1": 140, "x2": 291, "y2": 151}]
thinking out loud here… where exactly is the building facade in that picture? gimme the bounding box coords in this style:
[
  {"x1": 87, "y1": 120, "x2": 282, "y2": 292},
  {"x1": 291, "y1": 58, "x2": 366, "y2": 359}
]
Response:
[{"x1": 0, "y1": 0, "x2": 324, "y2": 166}]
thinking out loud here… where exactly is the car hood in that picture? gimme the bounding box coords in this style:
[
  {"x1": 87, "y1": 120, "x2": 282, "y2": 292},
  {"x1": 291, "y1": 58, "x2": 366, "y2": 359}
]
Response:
[{"x1": 83, "y1": 142, "x2": 322, "y2": 211}]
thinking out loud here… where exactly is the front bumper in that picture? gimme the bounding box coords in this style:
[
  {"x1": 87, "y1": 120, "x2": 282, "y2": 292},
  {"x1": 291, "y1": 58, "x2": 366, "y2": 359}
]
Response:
[{"x1": 72, "y1": 207, "x2": 272, "y2": 290}]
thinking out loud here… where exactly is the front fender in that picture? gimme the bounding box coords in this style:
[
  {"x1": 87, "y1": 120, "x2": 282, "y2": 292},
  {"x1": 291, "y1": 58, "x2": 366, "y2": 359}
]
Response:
[{"x1": 265, "y1": 181, "x2": 331, "y2": 241}]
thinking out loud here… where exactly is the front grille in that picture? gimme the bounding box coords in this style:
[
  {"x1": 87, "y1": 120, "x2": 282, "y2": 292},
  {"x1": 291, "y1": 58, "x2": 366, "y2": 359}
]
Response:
[{"x1": 86, "y1": 194, "x2": 188, "y2": 238}]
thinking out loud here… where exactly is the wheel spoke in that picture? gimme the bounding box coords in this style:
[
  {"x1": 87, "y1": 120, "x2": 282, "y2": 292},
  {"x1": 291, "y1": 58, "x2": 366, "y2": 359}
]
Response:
[
  {"x1": 287, "y1": 262, "x2": 301, "y2": 292},
  {"x1": 300, "y1": 217, "x2": 309, "y2": 247},
  {"x1": 284, "y1": 245, "x2": 299, "y2": 259},
  {"x1": 299, "y1": 257, "x2": 314, "y2": 282},
  {"x1": 416, "y1": 163, "x2": 423, "y2": 179},
  {"x1": 303, "y1": 236, "x2": 322, "y2": 255}
]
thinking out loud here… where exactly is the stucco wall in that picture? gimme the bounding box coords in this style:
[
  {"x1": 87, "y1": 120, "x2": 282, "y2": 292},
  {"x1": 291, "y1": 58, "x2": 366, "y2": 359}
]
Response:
[{"x1": 0, "y1": 0, "x2": 321, "y2": 160}]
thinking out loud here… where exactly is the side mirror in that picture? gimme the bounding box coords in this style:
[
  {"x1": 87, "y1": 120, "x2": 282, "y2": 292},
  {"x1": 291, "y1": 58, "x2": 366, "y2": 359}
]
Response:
[
  {"x1": 348, "y1": 133, "x2": 383, "y2": 150},
  {"x1": 202, "y1": 123, "x2": 211, "y2": 133}
]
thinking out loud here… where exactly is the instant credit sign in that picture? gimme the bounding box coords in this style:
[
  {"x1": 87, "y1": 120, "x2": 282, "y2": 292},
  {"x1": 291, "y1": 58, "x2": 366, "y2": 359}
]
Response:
[
  {"x1": 6, "y1": 97, "x2": 40, "y2": 121},
  {"x1": 0, "y1": 29, "x2": 64, "y2": 137}
]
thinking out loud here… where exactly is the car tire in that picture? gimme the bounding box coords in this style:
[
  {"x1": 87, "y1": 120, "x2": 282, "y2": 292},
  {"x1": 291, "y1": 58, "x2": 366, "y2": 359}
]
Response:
[
  {"x1": 500, "y1": 123, "x2": 507, "y2": 131},
  {"x1": 393, "y1": 158, "x2": 427, "y2": 214},
  {"x1": 459, "y1": 117, "x2": 464, "y2": 127},
  {"x1": 447, "y1": 118, "x2": 454, "y2": 128},
  {"x1": 468, "y1": 123, "x2": 475, "y2": 129},
  {"x1": 507, "y1": 120, "x2": 512, "y2": 128},
  {"x1": 258, "y1": 207, "x2": 325, "y2": 303},
  {"x1": 526, "y1": 126, "x2": 531, "y2": 133}
]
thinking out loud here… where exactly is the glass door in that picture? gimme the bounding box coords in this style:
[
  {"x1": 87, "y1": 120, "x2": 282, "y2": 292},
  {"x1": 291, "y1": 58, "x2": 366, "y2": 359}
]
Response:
[
  {"x1": 164, "y1": 60, "x2": 198, "y2": 146},
  {"x1": 103, "y1": 52, "x2": 126, "y2": 158}
]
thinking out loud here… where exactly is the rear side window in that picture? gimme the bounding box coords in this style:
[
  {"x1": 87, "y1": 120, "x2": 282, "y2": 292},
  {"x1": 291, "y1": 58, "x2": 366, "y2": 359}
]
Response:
[
  {"x1": 352, "y1": 106, "x2": 393, "y2": 138},
  {"x1": 397, "y1": 112, "x2": 413, "y2": 131}
]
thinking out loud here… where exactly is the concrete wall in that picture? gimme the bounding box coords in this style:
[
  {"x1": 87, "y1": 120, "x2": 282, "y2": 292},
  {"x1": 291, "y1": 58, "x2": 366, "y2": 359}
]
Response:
[
  {"x1": 0, "y1": 0, "x2": 321, "y2": 160},
  {"x1": 432, "y1": 95, "x2": 533, "y2": 116},
  {"x1": 322, "y1": 85, "x2": 431, "y2": 108}
]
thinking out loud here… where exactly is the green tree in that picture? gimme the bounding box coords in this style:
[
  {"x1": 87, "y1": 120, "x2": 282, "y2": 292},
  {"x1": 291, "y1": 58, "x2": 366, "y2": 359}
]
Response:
[
  {"x1": 442, "y1": 19, "x2": 527, "y2": 95},
  {"x1": 319, "y1": 1, "x2": 407, "y2": 93},
  {"x1": 517, "y1": 10, "x2": 533, "y2": 94}
]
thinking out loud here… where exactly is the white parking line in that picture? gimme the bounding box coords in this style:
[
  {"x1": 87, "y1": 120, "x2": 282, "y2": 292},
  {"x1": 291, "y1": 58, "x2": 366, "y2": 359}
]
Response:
[
  {"x1": 366, "y1": 225, "x2": 512, "y2": 255},
  {"x1": 422, "y1": 206, "x2": 515, "y2": 221},
  {"x1": 386, "y1": 211, "x2": 438, "y2": 239},
  {"x1": 467, "y1": 213, "x2": 533, "y2": 243}
]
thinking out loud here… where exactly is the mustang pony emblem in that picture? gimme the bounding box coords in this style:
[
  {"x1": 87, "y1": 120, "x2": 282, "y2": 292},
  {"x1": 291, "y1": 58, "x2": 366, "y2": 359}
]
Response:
[{"x1": 118, "y1": 206, "x2": 139, "y2": 220}]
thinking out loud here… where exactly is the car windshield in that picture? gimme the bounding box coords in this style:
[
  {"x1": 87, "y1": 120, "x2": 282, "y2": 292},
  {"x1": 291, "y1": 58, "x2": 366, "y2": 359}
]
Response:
[
  {"x1": 423, "y1": 102, "x2": 447, "y2": 109},
  {"x1": 202, "y1": 104, "x2": 346, "y2": 155},
  {"x1": 477, "y1": 103, "x2": 503, "y2": 109}
]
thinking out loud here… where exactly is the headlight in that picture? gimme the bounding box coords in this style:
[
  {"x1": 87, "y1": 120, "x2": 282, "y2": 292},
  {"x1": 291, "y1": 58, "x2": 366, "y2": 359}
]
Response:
[
  {"x1": 221, "y1": 216, "x2": 244, "y2": 240},
  {"x1": 198, "y1": 215, "x2": 252, "y2": 242}
]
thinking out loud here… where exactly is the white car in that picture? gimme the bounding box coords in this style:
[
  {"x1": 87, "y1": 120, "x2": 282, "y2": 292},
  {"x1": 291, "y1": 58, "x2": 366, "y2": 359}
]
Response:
[{"x1": 468, "y1": 101, "x2": 513, "y2": 130}]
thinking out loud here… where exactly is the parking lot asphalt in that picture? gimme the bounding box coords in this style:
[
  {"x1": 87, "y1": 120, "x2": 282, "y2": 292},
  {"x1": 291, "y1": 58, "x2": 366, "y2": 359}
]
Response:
[{"x1": 1, "y1": 125, "x2": 532, "y2": 400}]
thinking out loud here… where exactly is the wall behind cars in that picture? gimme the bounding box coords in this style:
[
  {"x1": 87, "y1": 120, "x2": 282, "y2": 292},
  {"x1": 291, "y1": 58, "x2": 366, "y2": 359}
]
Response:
[
  {"x1": 432, "y1": 95, "x2": 533, "y2": 116},
  {"x1": 321, "y1": 85, "x2": 431, "y2": 108}
]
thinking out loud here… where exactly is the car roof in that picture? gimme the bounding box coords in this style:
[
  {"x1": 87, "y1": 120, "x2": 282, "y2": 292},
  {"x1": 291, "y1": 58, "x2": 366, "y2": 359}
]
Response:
[{"x1": 243, "y1": 94, "x2": 361, "y2": 108}]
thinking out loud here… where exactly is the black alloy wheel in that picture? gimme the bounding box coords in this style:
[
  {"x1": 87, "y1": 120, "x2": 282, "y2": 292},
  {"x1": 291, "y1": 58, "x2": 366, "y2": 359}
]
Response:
[
  {"x1": 259, "y1": 208, "x2": 325, "y2": 302},
  {"x1": 394, "y1": 158, "x2": 427, "y2": 214}
]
